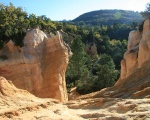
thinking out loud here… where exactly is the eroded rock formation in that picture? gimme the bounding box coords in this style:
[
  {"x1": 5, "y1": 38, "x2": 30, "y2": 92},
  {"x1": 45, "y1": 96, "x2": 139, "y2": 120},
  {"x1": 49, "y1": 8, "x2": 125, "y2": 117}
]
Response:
[
  {"x1": 85, "y1": 43, "x2": 98, "y2": 56},
  {"x1": 0, "y1": 28, "x2": 70, "y2": 102},
  {"x1": 118, "y1": 18, "x2": 150, "y2": 81}
]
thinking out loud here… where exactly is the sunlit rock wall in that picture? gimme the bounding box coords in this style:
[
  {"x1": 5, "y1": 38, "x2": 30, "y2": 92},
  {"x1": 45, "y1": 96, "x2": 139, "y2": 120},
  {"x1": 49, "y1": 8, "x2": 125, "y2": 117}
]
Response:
[{"x1": 0, "y1": 28, "x2": 70, "y2": 102}]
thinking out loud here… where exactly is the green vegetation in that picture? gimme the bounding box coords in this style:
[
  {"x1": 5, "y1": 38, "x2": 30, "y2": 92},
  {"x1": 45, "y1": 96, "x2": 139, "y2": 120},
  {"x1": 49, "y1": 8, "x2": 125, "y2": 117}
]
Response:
[
  {"x1": 77, "y1": 54, "x2": 119, "y2": 94},
  {"x1": 0, "y1": 3, "x2": 58, "y2": 47},
  {"x1": 66, "y1": 36, "x2": 88, "y2": 87},
  {"x1": 114, "y1": 12, "x2": 122, "y2": 19},
  {"x1": 0, "y1": 3, "x2": 146, "y2": 94},
  {"x1": 141, "y1": 3, "x2": 150, "y2": 18},
  {"x1": 72, "y1": 10, "x2": 143, "y2": 26}
]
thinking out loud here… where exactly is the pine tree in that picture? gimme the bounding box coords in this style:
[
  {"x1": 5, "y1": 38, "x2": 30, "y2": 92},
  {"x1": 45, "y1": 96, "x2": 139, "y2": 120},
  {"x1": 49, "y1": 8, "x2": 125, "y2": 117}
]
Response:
[
  {"x1": 66, "y1": 36, "x2": 88, "y2": 86},
  {"x1": 141, "y1": 2, "x2": 150, "y2": 18},
  {"x1": 76, "y1": 54, "x2": 119, "y2": 94}
]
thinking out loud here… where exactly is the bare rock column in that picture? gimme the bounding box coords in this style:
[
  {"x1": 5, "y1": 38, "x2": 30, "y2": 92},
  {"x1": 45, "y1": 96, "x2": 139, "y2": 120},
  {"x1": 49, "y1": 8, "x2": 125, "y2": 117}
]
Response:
[
  {"x1": 116, "y1": 18, "x2": 150, "y2": 85},
  {"x1": 0, "y1": 29, "x2": 69, "y2": 102},
  {"x1": 138, "y1": 19, "x2": 150, "y2": 67}
]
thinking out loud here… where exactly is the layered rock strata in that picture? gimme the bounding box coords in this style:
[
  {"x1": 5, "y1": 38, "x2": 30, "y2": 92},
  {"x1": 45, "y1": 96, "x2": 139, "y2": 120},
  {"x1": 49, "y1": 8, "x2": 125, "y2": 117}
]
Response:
[{"x1": 0, "y1": 28, "x2": 70, "y2": 102}]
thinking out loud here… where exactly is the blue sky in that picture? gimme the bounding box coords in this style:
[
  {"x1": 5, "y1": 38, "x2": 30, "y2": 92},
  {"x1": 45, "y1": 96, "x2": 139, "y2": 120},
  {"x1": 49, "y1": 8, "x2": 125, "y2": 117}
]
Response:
[{"x1": 0, "y1": 0, "x2": 149, "y2": 20}]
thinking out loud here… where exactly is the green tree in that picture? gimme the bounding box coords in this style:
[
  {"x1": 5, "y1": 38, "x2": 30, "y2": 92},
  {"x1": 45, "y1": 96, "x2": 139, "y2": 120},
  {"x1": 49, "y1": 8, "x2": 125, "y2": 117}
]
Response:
[
  {"x1": 66, "y1": 36, "x2": 88, "y2": 87},
  {"x1": 95, "y1": 35, "x2": 110, "y2": 54},
  {"x1": 76, "y1": 54, "x2": 119, "y2": 94},
  {"x1": 107, "y1": 39, "x2": 127, "y2": 70},
  {"x1": 141, "y1": 2, "x2": 150, "y2": 18},
  {"x1": 0, "y1": 3, "x2": 58, "y2": 47},
  {"x1": 92, "y1": 54, "x2": 119, "y2": 91},
  {"x1": 0, "y1": 3, "x2": 28, "y2": 46}
]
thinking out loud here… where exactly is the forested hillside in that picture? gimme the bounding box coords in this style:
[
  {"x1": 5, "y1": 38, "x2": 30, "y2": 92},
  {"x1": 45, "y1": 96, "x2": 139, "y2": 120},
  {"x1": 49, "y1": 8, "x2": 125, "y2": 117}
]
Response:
[{"x1": 72, "y1": 10, "x2": 143, "y2": 26}]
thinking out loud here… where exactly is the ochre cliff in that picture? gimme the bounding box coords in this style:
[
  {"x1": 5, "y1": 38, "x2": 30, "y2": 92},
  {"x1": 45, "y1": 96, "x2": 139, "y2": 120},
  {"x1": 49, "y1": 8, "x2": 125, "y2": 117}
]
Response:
[
  {"x1": 119, "y1": 18, "x2": 150, "y2": 81},
  {"x1": 0, "y1": 28, "x2": 70, "y2": 102}
]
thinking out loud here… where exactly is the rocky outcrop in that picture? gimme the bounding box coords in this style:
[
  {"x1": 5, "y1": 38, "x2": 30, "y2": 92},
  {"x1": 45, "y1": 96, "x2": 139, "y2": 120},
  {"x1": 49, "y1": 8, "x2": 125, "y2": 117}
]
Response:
[
  {"x1": 83, "y1": 19, "x2": 150, "y2": 99},
  {"x1": 0, "y1": 76, "x2": 62, "y2": 120},
  {"x1": 0, "y1": 76, "x2": 31, "y2": 97},
  {"x1": 85, "y1": 43, "x2": 98, "y2": 56},
  {"x1": 0, "y1": 28, "x2": 70, "y2": 102},
  {"x1": 118, "y1": 18, "x2": 150, "y2": 81},
  {"x1": 68, "y1": 87, "x2": 80, "y2": 100}
]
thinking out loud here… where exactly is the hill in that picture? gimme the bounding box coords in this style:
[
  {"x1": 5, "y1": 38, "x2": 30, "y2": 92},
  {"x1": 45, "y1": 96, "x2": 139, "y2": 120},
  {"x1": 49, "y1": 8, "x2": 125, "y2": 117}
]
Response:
[{"x1": 72, "y1": 10, "x2": 143, "y2": 25}]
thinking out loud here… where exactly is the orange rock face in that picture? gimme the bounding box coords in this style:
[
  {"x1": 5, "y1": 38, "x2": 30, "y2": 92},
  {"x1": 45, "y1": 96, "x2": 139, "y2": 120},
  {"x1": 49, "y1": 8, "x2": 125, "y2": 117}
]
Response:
[
  {"x1": 118, "y1": 18, "x2": 150, "y2": 82},
  {"x1": 0, "y1": 28, "x2": 70, "y2": 102}
]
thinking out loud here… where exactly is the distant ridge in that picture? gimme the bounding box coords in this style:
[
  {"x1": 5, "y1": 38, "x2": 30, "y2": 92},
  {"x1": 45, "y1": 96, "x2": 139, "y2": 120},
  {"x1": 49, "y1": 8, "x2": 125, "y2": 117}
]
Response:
[{"x1": 72, "y1": 10, "x2": 143, "y2": 25}]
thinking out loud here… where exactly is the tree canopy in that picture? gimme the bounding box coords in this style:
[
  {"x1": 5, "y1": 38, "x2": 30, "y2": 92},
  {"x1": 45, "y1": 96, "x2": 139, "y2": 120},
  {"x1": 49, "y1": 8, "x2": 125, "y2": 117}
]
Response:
[
  {"x1": 72, "y1": 10, "x2": 143, "y2": 26},
  {"x1": 0, "y1": 3, "x2": 57, "y2": 47}
]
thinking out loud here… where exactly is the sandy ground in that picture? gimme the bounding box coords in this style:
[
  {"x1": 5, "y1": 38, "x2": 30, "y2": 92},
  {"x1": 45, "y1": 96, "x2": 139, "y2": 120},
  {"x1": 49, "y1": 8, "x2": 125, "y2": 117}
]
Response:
[
  {"x1": 0, "y1": 97, "x2": 150, "y2": 120},
  {"x1": 0, "y1": 77, "x2": 150, "y2": 120}
]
